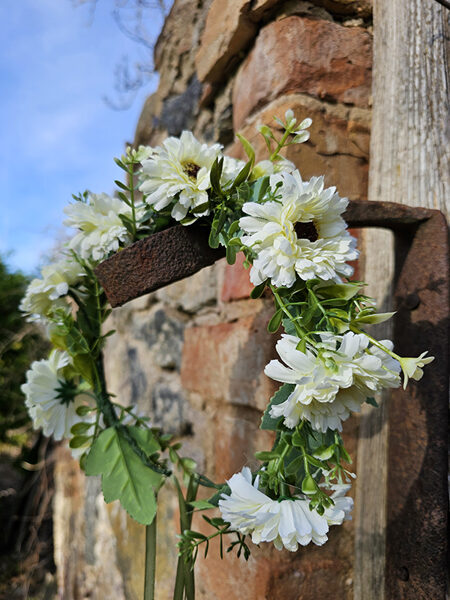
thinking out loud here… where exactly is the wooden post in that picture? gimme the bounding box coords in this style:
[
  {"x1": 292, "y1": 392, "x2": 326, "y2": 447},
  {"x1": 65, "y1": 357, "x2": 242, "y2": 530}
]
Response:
[{"x1": 354, "y1": 1, "x2": 449, "y2": 598}]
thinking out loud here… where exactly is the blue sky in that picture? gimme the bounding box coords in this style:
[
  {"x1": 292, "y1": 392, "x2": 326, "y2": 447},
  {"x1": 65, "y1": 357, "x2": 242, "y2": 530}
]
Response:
[{"x1": 0, "y1": 0, "x2": 164, "y2": 274}]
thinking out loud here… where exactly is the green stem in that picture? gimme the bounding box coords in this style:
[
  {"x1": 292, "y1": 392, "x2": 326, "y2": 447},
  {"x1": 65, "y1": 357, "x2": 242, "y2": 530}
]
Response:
[
  {"x1": 128, "y1": 165, "x2": 137, "y2": 237},
  {"x1": 350, "y1": 325, "x2": 401, "y2": 361},
  {"x1": 144, "y1": 516, "x2": 157, "y2": 600},
  {"x1": 270, "y1": 285, "x2": 307, "y2": 338},
  {"x1": 270, "y1": 129, "x2": 291, "y2": 161}
]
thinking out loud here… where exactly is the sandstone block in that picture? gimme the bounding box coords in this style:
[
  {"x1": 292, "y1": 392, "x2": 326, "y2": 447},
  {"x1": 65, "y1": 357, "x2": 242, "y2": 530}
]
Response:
[
  {"x1": 180, "y1": 305, "x2": 278, "y2": 411},
  {"x1": 315, "y1": 0, "x2": 372, "y2": 18},
  {"x1": 195, "y1": 0, "x2": 257, "y2": 84},
  {"x1": 212, "y1": 405, "x2": 274, "y2": 481},
  {"x1": 233, "y1": 16, "x2": 372, "y2": 129},
  {"x1": 220, "y1": 252, "x2": 253, "y2": 302},
  {"x1": 228, "y1": 94, "x2": 370, "y2": 200},
  {"x1": 155, "y1": 263, "x2": 218, "y2": 314}
]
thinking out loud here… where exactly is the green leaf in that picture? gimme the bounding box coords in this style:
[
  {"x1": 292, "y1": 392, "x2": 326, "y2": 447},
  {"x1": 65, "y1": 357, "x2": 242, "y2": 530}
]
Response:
[
  {"x1": 228, "y1": 220, "x2": 240, "y2": 237},
  {"x1": 192, "y1": 201, "x2": 210, "y2": 214},
  {"x1": 117, "y1": 191, "x2": 131, "y2": 205},
  {"x1": 70, "y1": 435, "x2": 91, "y2": 448},
  {"x1": 210, "y1": 157, "x2": 224, "y2": 196},
  {"x1": 354, "y1": 311, "x2": 396, "y2": 325},
  {"x1": 236, "y1": 133, "x2": 255, "y2": 165},
  {"x1": 85, "y1": 427, "x2": 164, "y2": 525},
  {"x1": 76, "y1": 405, "x2": 94, "y2": 417},
  {"x1": 254, "y1": 450, "x2": 280, "y2": 461},
  {"x1": 365, "y1": 396, "x2": 379, "y2": 408},
  {"x1": 317, "y1": 283, "x2": 362, "y2": 300},
  {"x1": 232, "y1": 159, "x2": 253, "y2": 187},
  {"x1": 114, "y1": 157, "x2": 127, "y2": 170},
  {"x1": 260, "y1": 383, "x2": 294, "y2": 431},
  {"x1": 114, "y1": 179, "x2": 130, "y2": 191},
  {"x1": 312, "y1": 445, "x2": 335, "y2": 461},
  {"x1": 291, "y1": 429, "x2": 305, "y2": 447},
  {"x1": 208, "y1": 226, "x2": 220, "y2": 249},
  {"x1": 71, "y1": 422, "x2": 94, "y2": 435},
  {"x1": 188, "y1": 500, "x2": 215, "y2": 510},
  {"x1": 301, "y1": 474, "x2": 318, "y2": 495},
  {"x1": 267, "y1": 309, "x2": 283, "y2": 333},
  {"x1": 250, "y1": 281, "x2": 266, "y2": 299},
  {"x1": 226, "y1": 245, "x2": 237, "y2": 265},
  {"x1": 250, "y1": 176, "x2": 270, "y2": 203},
  {"x1": 72, "y1": 354, "x2": 94, "y2": 385},
  {"x1": 284, "y1": 455, "x2": 303, "y2": 476}
]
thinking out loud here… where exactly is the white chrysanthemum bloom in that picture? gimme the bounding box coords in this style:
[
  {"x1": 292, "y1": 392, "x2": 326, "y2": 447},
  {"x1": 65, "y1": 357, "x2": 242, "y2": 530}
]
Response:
[
  {"x1": 239, "y1": 171, "x2": 358, "y2": 288},
  {"x1": 219, "y1": 467, "x2": 353, "y2": 551},
  {"x1": 21, "y1": 351, "x2": 89, "y2": 441},
  {"x1": 64, "y1": 192, "x2": 144, "y2": 262},
  {"x1": 265, "y1": 332, "x2": 401, "y2": 431},
  {"x1": 398, "y1": 352, "x2": 435, "y2": 389},
  {"x1": 139, "y1": 131, "x2": 223, "y2": 221},
  {"x1": 19, "y1": 259, "x2": 83, "y2": 323}
]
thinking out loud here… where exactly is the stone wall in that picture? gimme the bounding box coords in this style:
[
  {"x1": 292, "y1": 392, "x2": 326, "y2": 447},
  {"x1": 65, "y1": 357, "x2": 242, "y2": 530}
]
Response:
[{"x1": 54, "y1": 1, "x2": 373, "y2": 598}]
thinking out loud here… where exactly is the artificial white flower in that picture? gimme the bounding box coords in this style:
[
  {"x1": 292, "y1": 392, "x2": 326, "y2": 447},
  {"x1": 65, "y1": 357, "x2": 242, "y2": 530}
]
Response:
[
  {"x1": 123, "y1": 145, "x2": 154, "y2": 164},
  {"x1": 239, "y1": 171, "x2": 358, "y2": 288},
  {"x1": 398, "y1": 352, "x2": 435, "y2": 389},
  {"x1": 64, "y1": 192, "x2": 144, "y2": 262},
  {"x1": 21, "y1": 350, "x2": 90, "y2": 441},
  {"x1": 251, "y1": 158, "x2": 296, "y2": 180},
  {"x1": 219, "y1": 467, "x2": 353, "y2": 551},
  {"x1": 19, "y1": 258, "x2": 83, "y2": 323},
  {"x1": 265, "y1": 332, "x2": 401, "y2": 432},
  {"x1": 139, "y1": 131, "x2": 223, "y2": 221}
]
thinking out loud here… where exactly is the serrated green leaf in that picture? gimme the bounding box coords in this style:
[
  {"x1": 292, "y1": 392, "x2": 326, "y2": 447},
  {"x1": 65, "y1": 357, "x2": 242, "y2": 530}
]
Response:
[
  {"x1": 85, "y1": 427, "x2": 164, "y2": 524},
  {"x1": 260, "y1": 383, "x2": 294, "y2": 430}
]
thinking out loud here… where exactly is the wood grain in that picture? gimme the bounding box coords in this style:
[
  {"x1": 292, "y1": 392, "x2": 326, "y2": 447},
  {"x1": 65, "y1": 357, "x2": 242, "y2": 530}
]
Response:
[{"x1": 354, "y1": 1, "x2": 449, "y2": 598}]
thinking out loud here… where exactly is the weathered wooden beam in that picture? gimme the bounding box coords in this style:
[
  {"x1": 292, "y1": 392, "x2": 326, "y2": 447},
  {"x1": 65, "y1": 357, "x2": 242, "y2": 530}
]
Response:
[{"x1": 355, "y1": 1, "x2": 449, "y2": 598}]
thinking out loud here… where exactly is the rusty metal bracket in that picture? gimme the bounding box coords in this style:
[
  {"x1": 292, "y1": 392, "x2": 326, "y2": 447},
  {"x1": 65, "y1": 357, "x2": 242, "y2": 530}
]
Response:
[{"x1": 95, "y1": 199, "x2": 448, "y2": 597}]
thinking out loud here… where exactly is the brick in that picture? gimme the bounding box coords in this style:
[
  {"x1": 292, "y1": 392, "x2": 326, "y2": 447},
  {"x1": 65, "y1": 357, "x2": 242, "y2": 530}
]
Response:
[
  {"x1": 233, "y1": 16, "x2": 372, "y2": 128},
  {"x1": 180, "y1": 305, "x2": 278, "y2": 411},
  {"x1": 192, "y1": 494, "x2": 355, "y2": 600},
  {"x1": 221, "y1": 252, "x2": 254, "y2": 302},
  {"x1": 228, "y1": 94, "x2": 370, "y2": 201},
  {"x1": 195, "y1": 0, "x2": 258, "y2": 84},
  {"x1": 212, "y1": 405, "x2": 274, "y2": 481}
]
